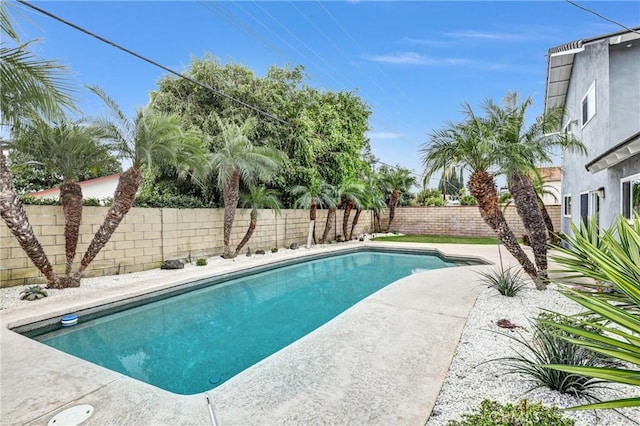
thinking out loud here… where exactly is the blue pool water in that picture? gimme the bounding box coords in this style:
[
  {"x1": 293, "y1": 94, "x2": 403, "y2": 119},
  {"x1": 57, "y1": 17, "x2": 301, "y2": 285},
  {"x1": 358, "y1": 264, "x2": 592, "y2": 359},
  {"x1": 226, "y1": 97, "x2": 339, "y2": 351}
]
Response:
[{"x1": 34, "y1": 250, "x2": 458, "y2": 395}]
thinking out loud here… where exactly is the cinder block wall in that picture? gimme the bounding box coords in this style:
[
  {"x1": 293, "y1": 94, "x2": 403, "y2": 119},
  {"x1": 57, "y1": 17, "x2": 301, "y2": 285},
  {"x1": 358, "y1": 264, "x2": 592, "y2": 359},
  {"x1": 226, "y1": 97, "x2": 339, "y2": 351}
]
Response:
[
  {"x1": 378, "y1": 205, "x2": 561, "y2": 238},
  {"x1": 0, "y1": 206, "x2": 373, "y2": 287}
]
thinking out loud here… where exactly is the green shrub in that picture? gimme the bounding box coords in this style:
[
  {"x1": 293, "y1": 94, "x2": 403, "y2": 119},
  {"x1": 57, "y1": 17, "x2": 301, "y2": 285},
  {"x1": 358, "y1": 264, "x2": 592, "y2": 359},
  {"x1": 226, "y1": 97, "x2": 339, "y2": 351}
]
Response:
[
  {"x1": 415, "y1": 188, "x2": 443, "y2": 206},
  {"x1": 196, "y1": 258, "x2": 207, "y2": 266},
  {"x1": 447, "y1": 399, "x2": 575, "y2": 426},
  {"x1": 495, "y1": 312, "x2": 608, "y2": 398},
  {"x1": 459, "y1": 194, "x2": 477, "y2": 205},
  {"x1": 19, "y1": 195, "x2": 60, "y2": 205},
  {"x1": 271, "y1": 247, "x2": 279, "y2": 253},
  {"x1": 425, "y1": 196, "x2": 445, "y2": 206},
  {"x1": 83, "y1": 197, "x2": 102, "y2": 207},
  {"x1": 477, "y1": 266, "x2": 526, "y2": 297},
  {"x1": 19, "y1": 285, "x2": 48, "y2": 301},
  {"x1": 133, "y1": 194, "x2": 215, "y2": 208}
]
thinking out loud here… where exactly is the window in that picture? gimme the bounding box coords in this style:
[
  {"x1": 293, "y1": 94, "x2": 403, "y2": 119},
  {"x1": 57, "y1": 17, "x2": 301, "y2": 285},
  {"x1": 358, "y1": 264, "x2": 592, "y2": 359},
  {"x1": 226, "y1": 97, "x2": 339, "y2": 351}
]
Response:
[
  {"x1": 581, "y1": 81, "x2": 596, "y2": 127},
  {"x1": 621, "y1": 173, "x2": 640, "y2": 221},
  {"x1": 580, "y1": 190, "x2": 601, "y2": 227},
  {"x1": 563, "y1": 195, "x2": 572, "y2": 217}
]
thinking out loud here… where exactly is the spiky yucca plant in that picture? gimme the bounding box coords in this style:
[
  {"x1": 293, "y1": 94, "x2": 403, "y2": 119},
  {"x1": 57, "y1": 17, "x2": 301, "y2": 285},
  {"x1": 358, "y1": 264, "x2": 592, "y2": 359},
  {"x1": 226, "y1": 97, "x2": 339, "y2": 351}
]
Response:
[{"x1": 542, "y1": 216, "x2": 640, "y2": 410}]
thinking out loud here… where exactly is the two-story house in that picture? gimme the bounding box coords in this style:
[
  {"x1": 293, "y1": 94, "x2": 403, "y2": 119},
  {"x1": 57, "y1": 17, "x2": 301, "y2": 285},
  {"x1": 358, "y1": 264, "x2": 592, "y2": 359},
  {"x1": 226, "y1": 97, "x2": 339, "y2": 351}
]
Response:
[{"x1": 545, "y1": 27, "x2": 640, "y2": 235}]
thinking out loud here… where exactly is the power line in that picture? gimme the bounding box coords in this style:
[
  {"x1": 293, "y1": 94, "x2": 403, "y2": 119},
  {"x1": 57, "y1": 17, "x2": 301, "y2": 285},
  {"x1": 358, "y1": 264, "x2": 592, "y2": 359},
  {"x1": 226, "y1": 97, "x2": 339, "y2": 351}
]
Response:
[
  {"x1": 564, "y1": 0, "x2": 640, "y2": 35},
  {"x1": 15, "y1": 0, "x2": 290, "y2": 126}
]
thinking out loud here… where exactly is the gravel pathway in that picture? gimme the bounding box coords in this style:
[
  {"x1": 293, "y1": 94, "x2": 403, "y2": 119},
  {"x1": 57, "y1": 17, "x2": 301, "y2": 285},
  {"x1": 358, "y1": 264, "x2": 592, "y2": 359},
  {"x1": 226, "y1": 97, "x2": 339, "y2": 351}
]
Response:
[{"x1": 426, "y1": 282, "x2": 639, "y2": 426}]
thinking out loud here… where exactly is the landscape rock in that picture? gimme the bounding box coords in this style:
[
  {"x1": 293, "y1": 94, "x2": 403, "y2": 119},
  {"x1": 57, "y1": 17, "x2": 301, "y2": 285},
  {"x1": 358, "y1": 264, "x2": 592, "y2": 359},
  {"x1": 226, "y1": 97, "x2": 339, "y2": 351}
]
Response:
[{"x1": 160, "y1": 259, "x2": 184, "y2": 270}]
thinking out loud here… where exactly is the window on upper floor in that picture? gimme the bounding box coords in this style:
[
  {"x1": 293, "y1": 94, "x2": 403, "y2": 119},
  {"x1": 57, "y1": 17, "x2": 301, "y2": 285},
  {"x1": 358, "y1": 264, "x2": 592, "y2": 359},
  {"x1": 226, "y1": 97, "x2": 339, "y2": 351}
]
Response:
[
  {"x1": 563, "y1": 195, "x2": 572, "y2": 217},
  {"x1": 581, "y1": 81, "x2": 596, "y2": 127},
  {"x1": 621, "y1": 173, "x2": 640, "y2": 221}
]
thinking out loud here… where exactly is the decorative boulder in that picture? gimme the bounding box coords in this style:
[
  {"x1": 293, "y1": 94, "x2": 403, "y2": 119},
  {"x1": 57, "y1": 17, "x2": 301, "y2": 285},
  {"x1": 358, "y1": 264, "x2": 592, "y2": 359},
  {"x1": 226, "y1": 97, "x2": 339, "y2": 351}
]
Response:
[
  {"x1": 289, "y1": 243, "x2": 299, "y2": 250},
  {"x1": 161, "y1": 259, "x2": 184, "y2": 270},
  {"x1": 255, "y1": 249, "x2": 266, "y2": 255}
]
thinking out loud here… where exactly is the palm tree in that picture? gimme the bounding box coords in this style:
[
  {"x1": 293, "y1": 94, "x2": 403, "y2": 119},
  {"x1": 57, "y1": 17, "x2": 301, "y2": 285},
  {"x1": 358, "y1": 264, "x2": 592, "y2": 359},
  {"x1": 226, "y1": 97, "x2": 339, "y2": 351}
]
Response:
[
  {"x1": 381, "y1": 167, "x2": 415, "y2": 232},
  {"x1": 70, "y1": 87, "x2": 207, "y2": 284},
  {"x1": 206, "y1": 117, "x2": 284, "y2": 258},
  {"x1": 319, "y1": 179, "x2": 362, "y2": 243},
  {"x1": 292, "y1": 174, "x2": 335, "y2": 248},
  {"x1": 11, "y1": 118, "x2": 110, "y2": 284},
  {"x1": 234, "y1": 186, "x2": 281, "y2": 257},
  {"x1": 421, "y1": 106, "x2": 544, "y2": 289},
  {"x1": 0, "y1": 4, "x2": 75, "y2": 288},
  {"x1": 486, "y1": 93, "x2": 584, "y2": 284},
  {"x1": 341, "y1": 179, "x2": 365, "y2": 241}
]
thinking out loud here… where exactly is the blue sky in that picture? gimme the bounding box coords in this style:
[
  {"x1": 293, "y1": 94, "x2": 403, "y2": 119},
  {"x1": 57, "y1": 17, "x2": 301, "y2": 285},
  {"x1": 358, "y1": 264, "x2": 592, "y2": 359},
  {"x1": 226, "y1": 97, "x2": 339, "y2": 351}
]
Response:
[{"x1": 9, "y1": 1, "x2": 640, "y2": 187}]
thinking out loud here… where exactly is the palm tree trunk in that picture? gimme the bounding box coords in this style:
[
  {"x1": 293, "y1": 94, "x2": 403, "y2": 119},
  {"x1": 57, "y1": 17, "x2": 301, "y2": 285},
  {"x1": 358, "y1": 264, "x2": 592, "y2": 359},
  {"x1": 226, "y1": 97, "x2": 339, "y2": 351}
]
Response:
[
  {"x1": 60, "y1": 180, "x2": 82, "y2": 276},
  {"x1": 538, "y1": 197, "x2": 559, "y2": 245},
  {"x1": 468, "y1": 170, "x2": 544, "y2": 290},
  {"x1": 234, "y1": 210, "x2": 257, "y2": 257},
  {"x1": 509, "y1": 172, "x2": 549, "y2": 285},
  {"x1": 222, "y1": 171, "x2": 240, "y2": 259},
  {"x1": 387, "y1": 189, "x2": 399, "y2": 231},
  {"x1": 343, "y1": 200, "x2": 354, "y2": 240},
  {"x1": 349, "y1": 208, "x2": 362, "y2": 240},
  {"x1": 308, "y1": 199, "x2": 317, "y2": 248},
  {"x1": 321, "y1": 207, "x2": 336, "y2": 243},
  {"x1": 0, "y1": 148, "x2": 61, "y2": 288},
  {"x1": 73, "y1": 167, "x2": 143, "y2": 283},
  {"x1": 374, "y1": 212, "x2": 382, "y2": 233}
]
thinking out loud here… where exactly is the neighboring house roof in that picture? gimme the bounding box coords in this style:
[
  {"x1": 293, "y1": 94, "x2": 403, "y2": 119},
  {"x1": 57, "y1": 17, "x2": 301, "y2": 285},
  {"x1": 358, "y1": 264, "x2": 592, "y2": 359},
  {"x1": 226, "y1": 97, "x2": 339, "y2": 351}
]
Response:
[
  {"x1": 29, "y1": 173, "x2": 121, "y2": 199},
  {"x1": 585, "y1": 131, "x2": 640, "y2": 173},
  {"x1": 537, "y1": 166, "x2": 561, "y2": 182},
  {"x1": 544, "y1": 26, "x2": 640, "y2": 122}
]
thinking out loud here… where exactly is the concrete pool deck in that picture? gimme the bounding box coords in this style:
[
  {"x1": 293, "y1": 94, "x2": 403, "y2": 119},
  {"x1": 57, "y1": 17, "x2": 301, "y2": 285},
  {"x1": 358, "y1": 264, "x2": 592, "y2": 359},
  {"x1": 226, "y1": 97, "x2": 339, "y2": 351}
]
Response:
[{"x1": 0, "y1": 241, "x2": 525, "y2": 425}]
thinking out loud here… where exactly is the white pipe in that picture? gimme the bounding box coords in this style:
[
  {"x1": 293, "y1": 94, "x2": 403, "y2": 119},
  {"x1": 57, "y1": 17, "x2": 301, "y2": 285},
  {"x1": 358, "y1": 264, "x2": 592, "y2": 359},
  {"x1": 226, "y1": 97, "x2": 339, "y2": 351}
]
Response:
[{"x1": 205, "y1": 394, "x2": 219, "y2": 426}]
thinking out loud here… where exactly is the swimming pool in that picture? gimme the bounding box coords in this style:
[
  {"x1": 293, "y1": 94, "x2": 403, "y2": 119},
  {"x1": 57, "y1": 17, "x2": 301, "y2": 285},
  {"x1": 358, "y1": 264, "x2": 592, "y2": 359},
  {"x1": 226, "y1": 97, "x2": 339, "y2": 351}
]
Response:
[{"x1": 22, "y1": 248, "x2": 480, "y2": 395}]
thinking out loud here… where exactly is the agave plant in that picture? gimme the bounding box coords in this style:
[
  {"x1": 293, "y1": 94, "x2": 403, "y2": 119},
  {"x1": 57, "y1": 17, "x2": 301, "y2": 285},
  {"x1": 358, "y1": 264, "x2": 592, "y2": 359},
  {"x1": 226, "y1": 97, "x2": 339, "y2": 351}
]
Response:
[
  {"x1": 20, "y1": 285, "x2": 48, "y2": 301},
  {"x1": 542, "y1": 216, "x2": 640, "y2": 410}
]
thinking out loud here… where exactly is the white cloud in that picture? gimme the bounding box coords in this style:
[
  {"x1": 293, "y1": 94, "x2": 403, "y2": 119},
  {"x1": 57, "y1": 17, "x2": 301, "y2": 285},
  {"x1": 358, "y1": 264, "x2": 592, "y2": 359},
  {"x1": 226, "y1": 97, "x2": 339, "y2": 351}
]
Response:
[
  {"x1": 365, "y1": 52, "x2": 470, "y2": 66},
  {"x1": 367, "y1": 132, "x2": 402, "y2": 140},
  {"x1": 402, "y1": 37, "x2": 451, "y2": 47},
  {"x1": 443, "y1": 30, "x2": 531, "y2": 41}
]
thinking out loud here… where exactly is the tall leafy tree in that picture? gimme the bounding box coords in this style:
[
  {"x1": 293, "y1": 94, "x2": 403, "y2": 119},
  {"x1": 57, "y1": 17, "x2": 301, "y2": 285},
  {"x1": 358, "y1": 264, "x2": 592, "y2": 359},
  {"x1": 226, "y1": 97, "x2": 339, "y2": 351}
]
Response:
[
  {"x1": 0, "y1": 3, "x2": 75, "y2": 288},
  {"x1": 380, "y1": 166, "x2": 415, "y2": 232},
  {"x1": 149, "y1": 56, "x2": 371, "y2": 206},
  {"x1": 205, "y1": 117, "x2": 284, "y2": 258},
  {"x1": 71, "y1": 87, "x2": 207, "y2": 284},
  {"x1": 234, "y1": 186, "x2": 281, "y2": 257},
  {"x1": 421, "y1": 106, "x2": 544, "y2": 289},
  {"x1": 292, "y1": 173, "x2": 335, "y2": 248},
  {"x1": 11, "y1": 118, "x2": 113, "y2": 282},
  {"x1": 486, "y1": 93, "x2": 584, "y2": 284}
]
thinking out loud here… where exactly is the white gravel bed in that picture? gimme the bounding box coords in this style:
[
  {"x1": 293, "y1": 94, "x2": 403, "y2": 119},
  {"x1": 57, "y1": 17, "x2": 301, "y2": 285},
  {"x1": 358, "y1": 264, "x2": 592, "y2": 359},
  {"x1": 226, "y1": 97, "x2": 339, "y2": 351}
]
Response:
[{"x1": 426, "y1": 282, "x2": 639, "y2": 426}]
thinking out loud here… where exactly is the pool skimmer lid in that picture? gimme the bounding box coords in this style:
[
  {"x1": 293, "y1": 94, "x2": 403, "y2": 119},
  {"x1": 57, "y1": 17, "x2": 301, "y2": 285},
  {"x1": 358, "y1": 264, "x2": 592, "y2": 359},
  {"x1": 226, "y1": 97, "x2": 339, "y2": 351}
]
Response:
[{"x1": 48, "y1": 404, "x2": 94, "y2": 425}]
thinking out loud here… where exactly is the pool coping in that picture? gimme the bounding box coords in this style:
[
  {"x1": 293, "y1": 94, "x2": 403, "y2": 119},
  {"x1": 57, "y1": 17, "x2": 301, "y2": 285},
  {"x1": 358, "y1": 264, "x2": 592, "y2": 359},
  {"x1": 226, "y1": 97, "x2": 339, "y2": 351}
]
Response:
[{"x1": 0, "y1": 241, "x2": 516, "y2": 425}]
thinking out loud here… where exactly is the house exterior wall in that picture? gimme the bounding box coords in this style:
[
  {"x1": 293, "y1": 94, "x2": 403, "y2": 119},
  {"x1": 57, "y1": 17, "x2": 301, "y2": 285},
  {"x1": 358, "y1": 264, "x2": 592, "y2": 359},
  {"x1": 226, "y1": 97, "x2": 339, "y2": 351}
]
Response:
[
  {"x1": 30, "y1": 175, "x2": 120, "y2": 200},
  {"x1": 560, "y1": 38, "x2": 640, "y2": 234}
]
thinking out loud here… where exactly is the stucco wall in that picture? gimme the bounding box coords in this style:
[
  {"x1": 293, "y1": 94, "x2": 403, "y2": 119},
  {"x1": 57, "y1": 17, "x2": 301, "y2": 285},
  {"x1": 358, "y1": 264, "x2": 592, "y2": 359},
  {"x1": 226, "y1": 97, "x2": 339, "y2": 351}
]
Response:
[
  {"x1": 560, "y1": 38, "x2": 640, "y2": 234},
  {"x1": 0, "y1": 206, "x2": 371, "y2": 287}
]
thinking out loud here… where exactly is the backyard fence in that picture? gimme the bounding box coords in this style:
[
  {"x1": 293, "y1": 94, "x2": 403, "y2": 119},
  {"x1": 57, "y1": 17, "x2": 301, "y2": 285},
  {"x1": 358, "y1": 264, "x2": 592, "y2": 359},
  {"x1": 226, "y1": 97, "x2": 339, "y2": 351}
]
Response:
[{"x1": 0, "y1": 204, "x2": 560, "y2": 287}]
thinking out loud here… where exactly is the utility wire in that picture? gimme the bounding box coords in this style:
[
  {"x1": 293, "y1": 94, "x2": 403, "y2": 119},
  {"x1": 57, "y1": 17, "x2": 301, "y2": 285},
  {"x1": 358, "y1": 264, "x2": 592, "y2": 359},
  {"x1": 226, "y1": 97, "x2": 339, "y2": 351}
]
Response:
[
  {"x1": 564, "y1": 0, "x2": 640, "y2": 35},
  {"x1": 16, "y1": 0, "x2": 290, "y2": 126}
]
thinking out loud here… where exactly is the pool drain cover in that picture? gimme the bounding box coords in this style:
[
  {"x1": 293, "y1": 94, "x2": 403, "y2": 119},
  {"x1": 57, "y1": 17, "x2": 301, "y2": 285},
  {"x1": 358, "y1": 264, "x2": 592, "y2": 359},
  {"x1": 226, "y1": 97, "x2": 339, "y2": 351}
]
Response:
[{"x1": 47, "y1": 404, "x2": 94, "y2": 426}]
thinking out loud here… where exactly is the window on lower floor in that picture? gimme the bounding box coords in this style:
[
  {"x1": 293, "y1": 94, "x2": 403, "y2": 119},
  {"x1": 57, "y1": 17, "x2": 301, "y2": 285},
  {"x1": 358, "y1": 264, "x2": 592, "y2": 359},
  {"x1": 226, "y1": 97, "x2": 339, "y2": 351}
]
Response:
[
  {"x1": 621, "y1": 174, "x2": 640, "y2": 221},
  {"x1": 563, "y1": 195, "x2": 572, "y2": 217}
]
